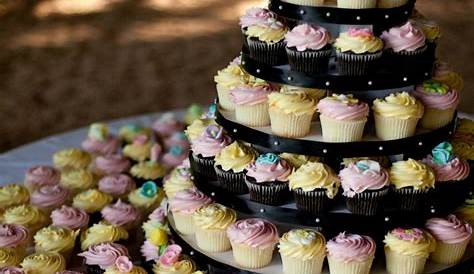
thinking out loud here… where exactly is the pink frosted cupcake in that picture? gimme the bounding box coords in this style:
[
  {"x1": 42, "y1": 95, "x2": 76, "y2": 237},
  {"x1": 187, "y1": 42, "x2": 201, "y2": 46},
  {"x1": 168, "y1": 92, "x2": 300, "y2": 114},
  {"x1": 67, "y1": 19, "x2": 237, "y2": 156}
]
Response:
[
  {"x1": 327, "y1": 233, "x2": 376, "y2": 274},
  {"x1": 51, "y1": 206, "x2": 90, "y2": 231},
  {"x1": 285, "y1": 24, "x2": 332, "y2": 73},
  {"x1": 82, "y1": 123, "x2": 121, "y2": 156},
  {"x1": 317, "y1": 94, "x2": 369, "y2": 142},
  {"x1": 0, "y1": 224, "x2": 30, "y2": 258},
  {"x1": 164, "y1": 132, "x2": 190, "y2": 150},
  {"x1": 230, "y1": 84, "x2": 273, "y2": 127},
  {"x1": 130, "y1": 144, "x2": 167, "y2": 186},
  {"x1": 413, "y1": 80, "x2": 459, "y2": 129},
  {"x1": 101, "y1": 200, "x2": 141, "y2": 230},
  {"x1": 227, "y1": 218, "x2": 279, "y2": 268},
  {"x1": 152, "y1": 113, "x2": 184, "y2": 139},
  {"x1": 78, "y1": 242, "x2": 129, "y2": 274},
  {"x1": 426, "y1": 215, "x2": 472, "y2": 264},
  {"x1": 30, "y1": 185, "x2": 70, "y2": 214},
  {"x1": 339, "y1": 160, "x2": 389, "y2": 216},
  {"x1": 98, "y1": 174, "x2": 136, "y2": 200},
  {"x1": 162, "y1": 144, "x2": 189, "y2": 169},
  {"x1": 92, "y1": 154, "x2": 131, "y2": 176},
  {"x1": 245, "y1": 153, "x2": 292, "y2": 205},
  {"x1": 169, "y1": 188, "x2": 212, "y2": 235},
  {"x1": 24, "y1": 165, "x2": 60, "y2": 192}
]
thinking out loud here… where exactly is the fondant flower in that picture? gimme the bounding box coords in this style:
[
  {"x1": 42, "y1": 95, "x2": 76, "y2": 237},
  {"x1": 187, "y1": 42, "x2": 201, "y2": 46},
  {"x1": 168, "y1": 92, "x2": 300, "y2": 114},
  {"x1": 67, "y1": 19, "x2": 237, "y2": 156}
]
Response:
[
  {"x1": 115, "y1": 256, "x2": 133, "y2": 272},
  {"x1": 423, "y1": 80, "x2": 449, "y2": 95},
  {"x1": 256, "y1": 153, "x2": 280, "y2": 165},
  {"x1": 169, "y1": 145, "x2": 184, "y2": 156},
  {"x1": 432, "y1": 142, "x2": 454, "y2": 165},
  {"x1": 392, "y1": 228, "x2": 424, "y2": 241},
  {"x1": 355, "y1": 160, "x2": 381, "y2": 173},
  {"x1": 150, "y1": 228, "x2": 168, "y2": 246},
  {"x1": 140, "y1": 181, "x2": 158, "y2": 198},
  {"x1": 159, "y1": 244, "x2": 182, "y2": 266}
]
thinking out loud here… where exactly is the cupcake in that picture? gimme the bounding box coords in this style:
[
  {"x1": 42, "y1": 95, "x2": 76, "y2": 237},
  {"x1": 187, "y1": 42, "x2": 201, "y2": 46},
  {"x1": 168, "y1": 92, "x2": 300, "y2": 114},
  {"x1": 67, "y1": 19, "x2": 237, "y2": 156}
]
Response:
[
  {"x1": 152, "y1": 113, "x2": 184, "y2": 139},
  {"x1": 184, "y1": 104, "x2": 203, "y2": 126},
  {"x1": 78, "y1": 242, "x2": 129, "y2": 274},
  {"x1": 246, "y1": 15, "x2": 288, "y2": 65},
  {"x1": 240, "y1": 8, "x2": 275, "y2": 48},
  {"x1": 284, "y1": 24, "x2": 331, "y2": 73},
  {"x1": 82, "y1": 123, "x2": 121, "y2": 156},
  {"x1": 122, "y1": 135, "x2": 153, "y2": 163},
  {"x1": 214, "y1": 58, "x2": 248, "y2": 111},
  {"x1": 412, "y1": 18, "x2": 441, "y2": 56},
  {"x1": 0, "y1": 247, "x2": 22, "y2": 267},
  {"x1": 98, "y1": 174, "x2": 136, "y2": 200},
  {"x1": 384, "y1": 228, "x2": 435, "y2": 274},
  {"x1": 268, "y1": 91, "x2": 316, "y2": 138},
  {"x1": 24, "y1": 165, "x2": 60, "y2": 192},
  {"x1": 214, "y1": 141, "x2": 256, "y2": 194},
  {"x1": 53, "y1": 148, "x2": 91, "y2": 171},
  {"x1": 0, "y1": 267, "x2": 23, "y2": 273},
  {"x1": 337, "y1": 0, "x2": 376, "y2": 8},
  {"x1": 426, "y1": 215, "x2": 472, "y2": 264},
  {"x1": 280, "y1": 85, "x2": 326, "y2": 103},
  {"x1": 130, "y1": 147, "x2": 166, "y2": 187},
  {"x1": 162, "y1": 145, "x2": 189, "y2": 169},
  {"x1": 334, "y1": 28, "x2": 383, "y2": 75},
  {"x1": 279, "y1": 229, "x2": 326, "y2": 274},
  {"x1": 317, "y1": 94, "x2": 369, "y2": 142},
  {"x1": 0, "y1": 224, "x2": 29, "y2": 260},
  {"x1": 51, "y1": 206, "x2": 90, "y2": 231},
  {"x1": 230, "y1": 84, "x2": 273, "y2": 127},
  {"x1": 413, "y1": 80, "x2": 459, "y2": 129},
  {"x1": 288, "y1": 162, "x2": 340, "y2": 214},
  {"x1": 103, "y1": 256, "x2": 147, "y2": 274},
  {"x1": 372, "y1": 92, "x2": 424, "y2": 140},
  {"x1": 192, "y1": 203, "x2": 236, "y2": 252},
  {"x1": 164, "y1": 132, "x2": 190, "y2": 150},
  {"x1": 152, "y1": 245, "x2": 196, "y2": 274},
  {"x1": 80, "y1": 222, "x2": 129, "y2": 251},
  {"x1": 30, "y1": 184, "x2": 70, "y2": 214},
  {"x1": 73, "y1": 189, "x2": 113, "y2": 221},
  {"x1": 60, "y1": 169, "x2": 96, "y2": 196},
  {"x1": 327, "y1": 233, "x2": 376, "y2": 274},
  {"x1": 279, "y1": 153, "x2": 319, "y2": 169},
  {"x1": 34, "y1": 226, "x2": 79, "y2": 261},
  {"x1": 0, "y1": 184, "x2": 29, "y2": 210},
  {"x1": 433, "y1": 61, "x2": 464, "y2": 92},
  {"x1": 101, "y1": 200, "x2": 142, "y2": 230},
  {"x1": 20, "y1": 252, "x2": 66, "y2": 274},
  {"x1": 163, "y1": 166, "x2": 194, "y2": 199},
  {"x1": 3, "y1": 205, "x2": 48, "y2": 236},
  {"x1": 118, "y1": 124, "x2": 152, "y2": 144},
  {"x1": 92, "y1": 154, "x2": 131, "y2": 176},
  {"x1": 190, "y1": 125, "x2": 232, "y2": 180},
  {"x1": 128, "y1": 181, "x2": 165, "y2": 213},
  {"x1": 245, "y1": 153, "x2": 292, "y2": 205},
  {"x1": 227, "y1": 218, "x2": 279, "y2": 268},
  {"x1": 184, "y1": 118, "x2": 217, "y2": 143},
  {"x1": 339, "y1": 160, "x2": 389, "y2": 216},
  {"x1": 169, "y1": 188, "x2": 212, "y2": 235},
  {"x1": 377, "y1": 0, "x2": 408, "y2": 8},
  {"x1": 390, "y1": 159, "x2": 435, "y2": 212},
  {"x1": 281, "y1": 0, "x2": 324, "y2": 6}
]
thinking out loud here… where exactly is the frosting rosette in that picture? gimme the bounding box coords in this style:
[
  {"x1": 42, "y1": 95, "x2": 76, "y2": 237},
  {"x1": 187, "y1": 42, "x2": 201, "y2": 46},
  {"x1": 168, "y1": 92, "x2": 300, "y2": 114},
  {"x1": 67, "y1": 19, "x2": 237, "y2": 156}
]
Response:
[
  {"x1": 152, "y1": 113, "x2": 184, "y2": 138},
  {"x1": 285, "y1": 24, "x2": 330, "y2": 51},
  {"x1": 227, "y1": 218, "x2": 279, "y2": 248},
  {"x1": 413, "y1": 80, "x2": 459, "y2": 110},
  {"x1": 0, "y1": 267, "x2": 24, "y2": 274},
  {"x1": 122, "y1": 135, "x2": 153, "y2": 162},
  {"x1": 98, "y1": 174, "x2": 136, "y2": 197},
  {"x1": 30, "y1": 185, "x2": 69, "y2": 209},
  {"x1": 60, "y1": 169, "x2": 95, "y2": 194},
  {"x1": 246, "y1": 17, "x2": 288, "y2": 43},
  {"x1": 163, "y1": 168, "x2": 194, "y2": 199},
  {"x1": 268, "y1": 91, "x2": 316, "y2": 116},
  {"x1": 170, "y1": 188, "x2": 212, "y2": 214},
  {"x1": 24, "y1": 165, "x2": 60, "y2": 190},
  {"x1": 73, "y1": 189, "x2": 113, "y2": 213},
  {"x1": 129, "y1": 181, "x2": 165, "y2": 210},
  {"x1": 0, "y1": 224, "x2": 29, "y2": 248},
  {"x1": 192, "y1": 203, "x2": 236, "y2": 230},
  {"x1": 94, "y1": 154, "x2": 131, "y2": 175},
  {"x1": 118, "y1": 124, "x2": 152, "y2": 144},
  {"x1": 381, "y1": 21, "x2": 426, "y2": 52},
  {"x1": 372, "y1": 92, "x2": 424, "y2": 119},
  {"x1": 433, "y1": 61, "x2": 464, "y2": 91},
  {"x1": 240, "y1": 7, "x2": 275, "y2": 29},
  {"x1": 191, "y1": 125, "x2": 232, "y2": 158},
  {"x1": 53, "y1": 148, "x2": 91, "y2": 170},
  {"x1": 140, "y1": 240, "x2": 159, "y2": 262},
  {"x1": 326, "y1": 232, "x2": 376, "y2": 263},
  {"x1": 279, "y1": 153, "x2": 319, "y2": 169},
  {"x1": 288, "y1": 162, "x2": 340, "y2": 198},
  {"x1": 20, "y1": 252, "x2": 66, "y2": 274},
  {"x1": 245, "y1": 153, "x2": 292, "y2": 183},
  {"x1": 230, "y1": 84, "x2": 273, "y2": 106},
  {"x1": 426, "y1": 215, "x2": 472, "y2": 244},
  {"x1": 384, "y1": 228, "x2": 435, "y2": 257},
  {"x1": 421, "y1": 142, "x2": 470, "y2": 182},
  {"x1": 82, "y1": 123, "x2": 121, "y2": 155},
  {"x1": 152, "y1": 259, "x2": 196, "y2": 274},
  {"x1": 34, "y1": 226, "x2": 79, "y2": 254},
  {"x1": 278, "y1": 229, "x2": 325, "y2": 260},
  {"x1": 334, "y1": 28, "x2": 383, "y2": 54},
  {"x1": 453, "y1": 141, "x2": 474, "y2": 161},
  {"x1": 101, "y1": 200, "x2": 141, "y2": 227},
  {"x1": 185, "y1": 118, "x2": 217, "y2": 142},
  {"x1": 0, "y1": 247, "x2": 22, "y2": 267},
  {"x1": 3, "y1": 205, "x2": 47, "y2": 232},
  {"x1": 214, "y1": 141, "x2": 256, "y2": 172},
  {"x1": 339, "y1": 160, "x2": 389, "y2": 197},
  {"x1": 0, "y1": 184, "x2": 29, "y2": 209},
  {"x1": 214, "y1": 63, "x2": 247, "y2": 90},
  {"x1": 130, "y1": 161, "x2": 166, "y2": 180},
  {"x1": 317, "y1": 94, "x2": 369, "y2": 121},
  {"x1": 80, "y1": 223, "x2": 129, "y2": 250},
  {"x1": 390, "y1": 159, "x2": 435, "y2": 190},
  {"x1": 51, "y1": 205, "x2": 90, "y2": 230},
  {"x1": 412, "y1": 18, "x2": 441, "y2": 42},
  {"x1": 162, "y1": 145, "x2": 189, "y2": 168},
  {"x1": 78, "y1": 242, "x2": 129, "y2": 269}
]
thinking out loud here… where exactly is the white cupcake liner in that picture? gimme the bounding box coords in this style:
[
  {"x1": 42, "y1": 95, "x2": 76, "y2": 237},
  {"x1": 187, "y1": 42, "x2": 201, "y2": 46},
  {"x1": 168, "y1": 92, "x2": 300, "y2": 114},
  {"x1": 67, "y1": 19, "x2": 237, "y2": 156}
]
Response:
[
  {"x1": 172, "y1": 211, "x2": 195, "y2": 235},
  {"x1": 247, "y1": 38, "x2": 286, "y2": 66},
  {"x1": 377, "y1": 0, "x2": 408, "y2": 8},
  {"x1": 374, "y1": 115, "x2": 420, "y2": 141},
  {"x1": 269, "y1": 108, "x2": 314, "y2": 138},
  {"x1": 195, "y1": 227, "x2": 231, "y2": 252},
  {"x1": 431, "y1": 239, "x2": 470, "y2": 265},
  {"x1": 231, "y1": 242, "x2": 276, "y2": 269},
  {"x1": 328, "y1": 255, "x2": 374, "y2": 274},
  {"x1": 281, "y1": 253, "x2": 325, "y2": 274},
  {"x1": 420, "y1": 107, "x2": 455, "y2": 130},
  {"x1": 319, "y1": 115, "x2": 367, "y2": 142},
  {"x1": 281, "y1": 0, "x2": 325, "y2": 6},
  {"x1": 385, "y1": 248, "x2": 427, "y2": 274},
  {"x1": 286, "y1": 47, "x2": 332, "y2": 73},
  {"x1": 337, "y1": 0, "x2": 377, "y2": 8},
  {"x1": 336, "y1": 50, "x2": 382, "y2": 76},
  {"x1": 235, "y1": 102, "x2": 270, "y2": 127},
  {"x1": 216, "y1": 84, "x2": 236, "y2": 111}
]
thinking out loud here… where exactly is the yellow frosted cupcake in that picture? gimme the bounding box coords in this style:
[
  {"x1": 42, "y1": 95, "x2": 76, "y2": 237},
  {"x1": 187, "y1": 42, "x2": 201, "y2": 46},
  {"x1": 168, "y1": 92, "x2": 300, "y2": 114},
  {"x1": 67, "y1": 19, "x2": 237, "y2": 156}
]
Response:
[
  {"x1": 80, "y1": 222, "x2": 128, "y2": 250},
  {"x1": 372, "y1": 92, "x2": 424, "y2": 140},
  {"x1": 3, "y1": 205, "x2": 48, "y2": 236},
  {"x1": 214, "y1": 141, "x2": 256, "y2": 194},
  {"x1": 53, "y1": 148, "x2": 91, "y2": 171},
  {"x1": 214, "y1": 60, "x2": 248, "y2": 111},
  {"x1": 60, "y1": 168, "x2": 96, "y2": 196},
  {"x1": 338, "y1": 0, "x2": 376, "y2": 8},
  {"x1": 130, "y1": 161, "x2": 167, "y2": 187},
  {"x1": 279, "y1": 229, "x2": 326, "y2": 274},
  {"x1": 119, "y1": 124, "x2": 153, "y2": 144},
  {"x1": 20, "y1": 252, "x2": 66, "y2": 274},
  {"x1": 268, "y1": 91, "x2": 316, "y2": 138},
  {"x1": 384, "y1": 228, "x2": 435, "y2": 274},
  {"x1": 122, "y1": 136, "x2": 153, "y2": 162},
  {"x1": 192, "y1": 203, "x2": 236, "y2": 252},
  {"x1": 0, "y1": 247, "x2": 23, "y2": 267},
  {"x1": 0, "y1": 184, "x2": 29, "y2": 210},
  {"x1": 34, "y1": 226, "x2": 78, "y2": 261},
  {"x1": 288, "y1": 162, "x2": 340, "y2": 214},
  {"x1": 246, "y1": 16, "x2": 288, "y2": 65},
  {"x1": 128, "y1": 181, "x2": 165, "y2": 213},
  {"x1": 279, "y1": 153, "x2": 319, "y2": 169},
  {"x1": 72, "y1": 189, "x2": 113, "y2": 214},
  {"x1": 169, "y1": 188, "x2": 212, "y2": 235},
  {"x1": 280, "y1": 85, "x2": 326, "y2": 120},
  {"x1": 184, "y1": 118, "x2": 217, "y2": 143},
  {"x1": 163, "y1": 167, "x2": 195, "y2": 199}
]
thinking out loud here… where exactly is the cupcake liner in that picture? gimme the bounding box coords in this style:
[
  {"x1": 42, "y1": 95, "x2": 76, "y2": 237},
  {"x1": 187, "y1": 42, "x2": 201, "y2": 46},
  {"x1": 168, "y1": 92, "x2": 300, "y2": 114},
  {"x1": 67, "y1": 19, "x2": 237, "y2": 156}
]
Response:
[
  {"x1": 293, "y1": 188, "x2": 330, "y2": 215},
  {"x1": 374, "y1": 115, "x2": 420, "y2": 141},
  {"x1": 431, "y1": 239, "x2": 469, "y2": 265},
  {"x1": 172, "y1": 211, "x2": 195, "y2": 235},
  {"x1": 420, "y1": 107, "x2": 455, "y2": 130},
  {"x1": 86, "y1": 265, "x2": 104, "y2": 274},
  {"x1": 230, "y1": 242, "x2": 276, "y2": 269},
  {"x1": 245, "y1": 177, "x2": 289, "y2": 205},
  {"x1": 269, "y1": 108, "x2": 314, "y2": 138},
  {"x1": 286, "y1": 47, "x2": 332, "y2": 74},
  {"x1": 345, "y1": 187, "x2": 389, "y2": 216},
  {"x1": 216, "y1": 84, "x2": 236, "y2": 111},
  {"x1": 385, "y1": 248, "x2": 427, "y2": 274},
  {"x1": 336, "y1": 50, "x2": 382, "y2": 76},
  {"x1": 377, "y1": 0, "x2": 409, "y2": 8},
  {"x1": 189, "y1": 152, "x2": 217, "y2": 180},
  {"x1": 319, "y1": 115, "x2": 367, "y2": 142},
  {"x1": 195, "y1": 227, "x2": 231, "y2": 252},
  {"x1": 386, "y1": 46, "x2": 428, "y2": 73},
  {"x1": 328, "y1": 255, "x2": 374, "y2": 274},
  {"x1": 214, "y1": 165, "x2": 248, "y2": 194},
  {"x1": 247, "y1": 38, "x2": 286, "y2": 66},
  {"x1": 235, "y1": 102, "x2": 270, "y2": 127},
  {"x1": 281, "y1": 254, "x2": 325, "y2": 274},
  {"x1": 337, "y1": 0, "x2": 377, "y2": 8},
  {"x1": 392, "y1": 187, "x2": 432, "y2": 212},
  {"x1": 281, "y1": 0, "x2": 325, "y2": 6}
]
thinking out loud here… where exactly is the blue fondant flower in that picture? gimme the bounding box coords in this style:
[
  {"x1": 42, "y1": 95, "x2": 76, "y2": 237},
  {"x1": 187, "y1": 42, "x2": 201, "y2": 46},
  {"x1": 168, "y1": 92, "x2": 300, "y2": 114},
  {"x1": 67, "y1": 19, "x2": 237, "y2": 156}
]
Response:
[
  {"x1": 169, "y1": 145, "x2": 184, "y2": 156},
  {"x1": 256, "y1": 153, "x2": 280, "y2": 165},
  {"x1": 207, "y1": 103, "x2": 217, "y2": 118},
  {"x1": 432, "y1": 142, "x2": 454, "y2": 165},
  {"x1": 140, "y1": 181, "x2": 158, "y2": 198}
]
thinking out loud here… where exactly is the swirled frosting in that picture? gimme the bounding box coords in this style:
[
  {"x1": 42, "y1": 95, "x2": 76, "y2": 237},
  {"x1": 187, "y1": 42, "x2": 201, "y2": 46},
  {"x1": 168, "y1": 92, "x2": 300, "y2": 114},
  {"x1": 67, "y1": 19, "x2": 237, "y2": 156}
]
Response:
[
  {"x1": 453, "y1": 141, "x2": 474, "y2": 161},
  {"x1": 101, "y1": 200, "x2": 141, "y2": 227},
  {"x1": 0, "y1": 248, "x2": 22, "y2": 267},
  {"x1": 245, "y1": 153, "x2": 292, "y2": 183},
  {"x1": 456, "y1": 193, "x2": 474, "y2": 225},
  {"x1": 246, "y1": 17, "x2": 288, "y2": 43},
  {"x1": 327, "y1": 232, "x2": 375, "y2": 263},
  {"x1": 152, "y1": 259, "x2": 196, "y2": 274},
  {"x1": 20, "y1": 252, "x2": 66, "y2": 274},
  {"x1": 24, "y1": 165, "x2": 60, "y2": 190},
  {"x1": 285, "y1": 24, "x2": 330, "y2": 51},
  {"x1": 339, "y1": 160, "x2": 389, "y2": 197},
  {"x1": 317, "y1": 94, "x2": 369, "y2": 121},
  {"x1": 288, "y1": 162, "x2": 340, "y2": 198},
  {"x1": 185, "y1": 119, "x2": 216, "y2": 142},
  {"x1": 0, "y1": 224, "x2": 29, "y2": 248},
  {"x1": 82, "y1": 135, "x2": 121, "y2": 156},
  {"x1": 422, "y1": 153, "x2": 470, "y2": 182},
  {"x1": 334, "y1": 28, "x2": 383, "y2": 54},
  {"x1": 128, "y1": 182, "x2": 165, "y2": 210},
  {"x1": 191, "y1": 125, "x2": 232, "y2": 158},
  {"x1": 230, "y1": 85, "x2": 272, "y2": 106},
  {"x1": 163, "y1": 168, "x2": 194, "y2": 199},
  {"x1": 0, "y1": 184, "x2": 29, "y2": 209},
  {"x1": 80, "y1": 223, "x2": 129, "y2": 250},
  {"x1": 279, "y1": 153, "x2": 319, "y2": 169},
  {"x1": 51, "y1": 206, "x2": 89, "y2": 230},
  {"x1": 390, "y1": 159, "x2": 435, "y2": 189},
  {"x1": 268, "y1": 91, "x2": 316, "y2": 116},
  {"x1": 214, "y1": 63, "x2": 247, "y2": 90},
  {"x1": 3, "y1": 205, "x2": 48, "y2": 232},
  {"x1": 192, "y1": 203, "x2": 236, "y2": 230},
  {"x1": 0, "y1": 267, "x2": 24, "y2": 274},
  {"x1": 384, "y1": 228, "x2": 435, "y2": 257},
  {"x1": 413, "y1": 18, "x2": 441, "y2": 42},
  {"x1": 78, "y1": 242, "x2": 129, "y2": 269},
  {"x1": 279, "y1": 229, "x2": 325, "y2": 260},
  {"x1": 34, "y1": 226, "x2": 79, "y2": 254},
  {"x1": 426, "y1": 215, "x2": 472, "y2": 244},
  {"x1": 372, "y1": 92, "x2": 424, "y2": 119},
  {"x1": 239, "y1": 7, "x2": 274, "y2": 29},
  {"x1": 152, "y1": 113, "x2": 184, "y2": 138},
  {"x1": 457, "y1": 118, "x2": 474, "y2": 136},
  {"x1": 118, "y1": 125, "x2": 152, "y2": 144},
  {"x1": 170, "y1": 188, "x2": 212, "y2": 214},
  {"x1": 94, "y1": 155, "x2": 131, "y2": 175},
  {"x1": 214, "y1": 141, "x2": 255, "y2": 172},
  {"x1": 130, "y1": 161, "x2": 166, "y2": 180},
  {"x1": 72, "y1": 189, "x2": 113, "y2": 213},
  {"x1": 162, "y1": 145, "x2": 189, "y2": 168},
  {"x1": 227, "y1": 218, "x2": 278, "y2": 248},
  {"x1": 280, "y1": 85, "x2": 326, "y2": 101},
  {"x1": 104, "y1": 266, "x2": 147, "y2": 274},
  {"x1": 98, "y1": 174, "x2": 136, "y2": 197},
  {"x1": 413, "y1": 80, "x2": 459, "y2": 110},
  {"x1": 30, "y1": 185, "x2": 69, "y2": 209},
  {"x1": 53, "y1": 148, "x2": 91, "y2": 170},
  {"x1": 141, "y1": 240, "x2": 159, "y2": 262},
  {"x1": 433, "y1": 61, "x2": 464, "y2": 91},
  {"x1": 381, "y1": 22, "x2": 426, "y2": 52},
  {"x1": 60, "y1": 169, "x2": 95, "y2": 195}
]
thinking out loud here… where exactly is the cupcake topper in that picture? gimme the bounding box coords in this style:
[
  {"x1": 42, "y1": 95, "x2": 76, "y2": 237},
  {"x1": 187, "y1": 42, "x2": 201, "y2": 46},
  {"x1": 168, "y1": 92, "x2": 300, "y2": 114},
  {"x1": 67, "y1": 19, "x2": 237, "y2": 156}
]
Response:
[
  {"x1": 256, "y1": 153, "x2": 280, "y2": 165},
  {"x1": 423, "y1": 80, "x2": 449, "y2": 95},
  {"x1": 150, "y1": 228, "x2": 168, "y2": 247},
  {"x1": 132, "y1": 134, "x2": 149, "y2": 145},
  {"x1": 159, "y1": 244, "x2": 182, "y2": 267},
  {"x1": 432, "y1": 142, "x2": 454, "y2": 165},
  {"x1": 288, "y1": 229, "x2": 317, "y2": 245},
  {"x1": 203, "y1": 103, "x2": 217, "y2": 119},
  {"x1": 140, "y1": 181, "x2": 158, "y2": 198},
  {"x1": 356, "y1": 160, "x2": 381, "y2": 173},
  {"x1": 392, "y1": 228, "x2": 424, "y2": 241},
  {"x1": 204, "y1": 125, "x2": 223, "y2": 140},
  {"x1": 169, "y1": 145, "x2": 184, "y2": 156},
  {"x1": 348, "y1": 27, "x2": 373, "y2": 37},
  {"x1": 115, "y1": 256, "x2": 133, "y2": 272},
  {"x1": 331, "y1": 94, "x2": 359, "y2": 105},
  {"x1": 150, "y1": 144, "x2": 162, "y2": 163},
  {"x1": 88, "y1": 123, "x2": 108, "y2": 141}
]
